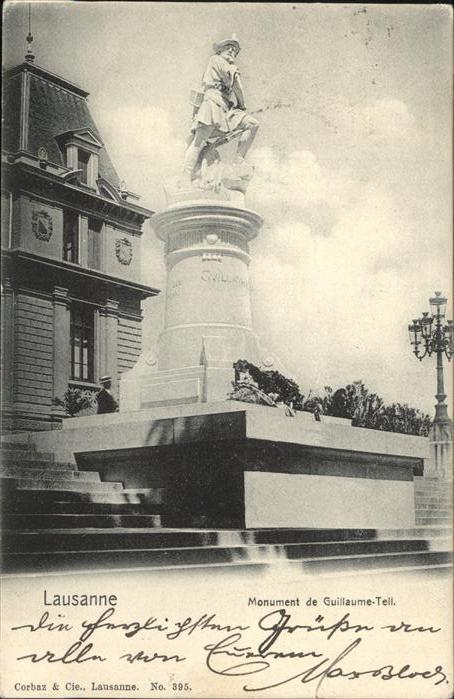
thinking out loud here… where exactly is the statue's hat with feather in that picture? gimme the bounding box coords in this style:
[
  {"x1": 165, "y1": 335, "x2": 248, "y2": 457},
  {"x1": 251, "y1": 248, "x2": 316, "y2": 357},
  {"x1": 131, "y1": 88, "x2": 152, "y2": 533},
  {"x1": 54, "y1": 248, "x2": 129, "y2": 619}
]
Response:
[{"x1": 213, "y1": 35, "x2": 240, "y2": 55}]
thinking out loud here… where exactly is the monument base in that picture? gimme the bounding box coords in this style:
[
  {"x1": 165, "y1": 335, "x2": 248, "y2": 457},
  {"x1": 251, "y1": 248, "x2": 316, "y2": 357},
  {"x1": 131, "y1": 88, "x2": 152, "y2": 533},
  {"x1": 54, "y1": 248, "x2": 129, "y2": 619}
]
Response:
[
  {"x1": 15, "y1": 402, "x2": 429, "y2": 530},
  {"x1": 119, "y1": 336, "x2": 245, "y2": 411},
  {"x1": 119, "y1": 188, "x2": 273, "y2": 411}
]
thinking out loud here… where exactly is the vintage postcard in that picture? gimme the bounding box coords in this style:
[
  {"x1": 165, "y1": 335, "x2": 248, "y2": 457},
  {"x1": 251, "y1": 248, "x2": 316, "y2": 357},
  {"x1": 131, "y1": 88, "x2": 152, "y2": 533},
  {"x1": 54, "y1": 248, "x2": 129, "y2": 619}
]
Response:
[{"x1": 1, "y1": 2, "x2": 453, "y2": 698}]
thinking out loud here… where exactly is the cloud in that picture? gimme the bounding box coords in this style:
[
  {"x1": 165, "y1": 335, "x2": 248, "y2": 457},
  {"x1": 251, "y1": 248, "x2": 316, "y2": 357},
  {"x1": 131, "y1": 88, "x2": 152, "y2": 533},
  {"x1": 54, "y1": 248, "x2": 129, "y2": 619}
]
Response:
[
  {"x1": 353, "y1": 98, "x2": 418, "y2": 143},
  {"x1": 248, "y1": 146, "x2": 357, "y2": 242},
  {"x1": 334, "y1": 98, "x2": 423, "y2": 186},
  {"x1": 93, "y1": 102, "x2": 185, "y2": 208},
  {"x1": 251, "y1": 147, "x2": 355, "y2": 207}
]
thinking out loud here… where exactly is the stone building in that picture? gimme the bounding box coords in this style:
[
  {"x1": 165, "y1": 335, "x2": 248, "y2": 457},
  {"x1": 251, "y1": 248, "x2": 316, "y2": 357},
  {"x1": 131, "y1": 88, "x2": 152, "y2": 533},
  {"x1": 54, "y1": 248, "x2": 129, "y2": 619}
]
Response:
[{"x1": 1, "y1": 56, "x2": 158, "y2": 432}]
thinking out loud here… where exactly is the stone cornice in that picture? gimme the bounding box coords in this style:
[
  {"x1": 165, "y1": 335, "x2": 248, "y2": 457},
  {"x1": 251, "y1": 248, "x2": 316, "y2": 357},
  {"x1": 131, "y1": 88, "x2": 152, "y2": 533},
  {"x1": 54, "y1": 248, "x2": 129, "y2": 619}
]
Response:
[
  {"x1": 152, "y1": 203, "x2": 263, "y2": 243},
  {"x1": 3, "y1": 249, "x2": 160, "y2": 300},
  {"x1": 2, "y1": 160, "x2": 154, "y2": 227}
]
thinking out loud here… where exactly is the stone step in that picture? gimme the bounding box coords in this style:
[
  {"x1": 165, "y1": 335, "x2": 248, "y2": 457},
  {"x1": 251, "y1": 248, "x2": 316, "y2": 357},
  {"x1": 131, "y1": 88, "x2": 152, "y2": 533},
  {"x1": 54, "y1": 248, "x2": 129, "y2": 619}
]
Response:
[
  {"x1": 415, "y1": 518, "x2": 452, "y2": 526},
  {"x1": 415, "y1": 501, "x2": 452, "y2": 512},
  {"x1": 5, "y1": 502, "x2": 160, "y2": 515},
  {"x1": 415, "y1": 492, "x2": 452, "y2": 500},
  {"x1": 2, "y1": 497, "x2": 164, "y2": 515},
  {"x1": 2, "y1": 528, "x2": 219, "y2": 553},
  {"x1": 0, "y1": 467, "x2": 100, "y2": 482},
  {"x1": 414, "y1": 477, "x2": 452, "y2": 483},
  {"x1": 415, "y1": 500, "x2": 452, "y2": 510},
  {"x1": 3, "y1": 514, "x2": 162, "y2": 529},
  {"x1": 0, "y1": 478, "x2": 123, "y2": 493},
  {"x1": 1, "y1": 487, "x2": 164, "y2": 507},
  {"x1": 2, "y1": 459, "x2": 74, "y2": 471},
  {"x1": 416, "y1": 517, "x2": 452, "y2": 526},
  {"x1": 415, "y1": 500, "x2": 452, "y2": 507},
  {"x1": 415, "y1": 495, "x2": 453, "y2": 502},
  {"x1": 375, "y1": 526, "x2": 452, "y2": 539},
  {"x1": 415, "y1": 508, "x2": 451, "y2": 517},
  {"x1": 244, "y1": 527, "x2": 451, "y2": 544},
  {"x1": 1, "y1": 450, "x2": 55, "y2": 463},
  {"x1": 2, "y1": 546, "x2": 451, "y2": 575},
  {"x1": 0, "y1": 441, "x2": 35, "y2": 451},
  {"x1": 298, "y1": 550, "x2": 453, "y2": 574},
  {"x1": 415, "y1": 481, "x2": 452, "y2": 493},
  {"x1": 415, "y1": 496, "x2": 452, "y2": 504},
  {"x1": 2, "y1": 546, "x2": 239, "y2": 573},
  {"x1": 286, "y1": 538, "x2": 433, "y2": 558},
  {"x1": 0, "y1": 530, "x2": 439, "y2": 555},
  {"x1": 415, "y1": 483, "x2": 453, "y2": 492}
]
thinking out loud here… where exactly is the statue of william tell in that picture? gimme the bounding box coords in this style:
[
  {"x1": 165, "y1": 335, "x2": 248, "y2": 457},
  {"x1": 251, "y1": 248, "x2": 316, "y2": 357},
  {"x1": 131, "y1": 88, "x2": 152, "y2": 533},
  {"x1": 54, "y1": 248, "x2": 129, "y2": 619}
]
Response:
[{"x1": 182, "y1": 36, "x2": 259, "y2": 184}]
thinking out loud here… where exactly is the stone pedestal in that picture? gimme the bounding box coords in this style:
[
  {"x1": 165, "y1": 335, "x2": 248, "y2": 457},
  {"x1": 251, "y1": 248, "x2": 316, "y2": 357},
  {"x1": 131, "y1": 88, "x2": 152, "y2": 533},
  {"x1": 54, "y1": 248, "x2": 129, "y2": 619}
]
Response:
[
  {"x1": 14, "y1": 402, "x2": 428, "y2": 529},
  {"x1": 120, "y1": 193, "x2": 266, "y2": 411},
  {"x1": 428, "y1": 416, "x2": 453, "y2": 478}
]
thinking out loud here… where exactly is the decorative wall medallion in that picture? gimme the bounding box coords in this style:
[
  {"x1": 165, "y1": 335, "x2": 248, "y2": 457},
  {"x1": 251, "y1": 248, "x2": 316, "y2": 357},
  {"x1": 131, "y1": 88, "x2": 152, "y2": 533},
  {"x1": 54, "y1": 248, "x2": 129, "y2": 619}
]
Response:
[
  {"x1": 115, "y1": 237, "x2": 133, "y2": 265},
  {"x1": 32, "y1": 210, "x2": 53, "y2": 242}
]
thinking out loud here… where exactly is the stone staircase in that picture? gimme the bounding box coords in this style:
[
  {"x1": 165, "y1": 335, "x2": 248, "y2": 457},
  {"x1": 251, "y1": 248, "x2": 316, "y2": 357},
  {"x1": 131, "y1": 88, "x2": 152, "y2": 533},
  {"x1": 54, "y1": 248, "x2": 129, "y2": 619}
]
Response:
[
  {"x1": 1, "y1": 440, "x2": 452, "y2": 576},
  {"x1": 1, "y1": 441, "x2": 163, "y2": 531},
  {"x1": 414, "y1": 476, "x2": 453, "y2": 526}
]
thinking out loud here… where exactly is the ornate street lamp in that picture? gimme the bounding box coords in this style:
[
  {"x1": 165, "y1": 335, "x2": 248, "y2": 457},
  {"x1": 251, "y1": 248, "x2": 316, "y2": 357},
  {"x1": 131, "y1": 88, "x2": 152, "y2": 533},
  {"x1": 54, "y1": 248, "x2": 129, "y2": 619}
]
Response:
[{"x1": 408, "y1": 291, "x2": 453, "y2": 475}]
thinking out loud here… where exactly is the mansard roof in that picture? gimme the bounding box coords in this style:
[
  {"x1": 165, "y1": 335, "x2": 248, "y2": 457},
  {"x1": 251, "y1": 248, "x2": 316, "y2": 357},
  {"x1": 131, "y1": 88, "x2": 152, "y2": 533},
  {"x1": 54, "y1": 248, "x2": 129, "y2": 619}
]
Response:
[{"x1": 3, "y1": 61, "x2": 119, "y2": 187}]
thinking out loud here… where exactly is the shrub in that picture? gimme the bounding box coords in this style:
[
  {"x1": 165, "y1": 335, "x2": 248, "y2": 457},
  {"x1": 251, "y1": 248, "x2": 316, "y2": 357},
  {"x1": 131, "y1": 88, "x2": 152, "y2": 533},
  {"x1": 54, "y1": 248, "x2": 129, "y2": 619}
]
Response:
[
  {"x1": 54, "y1": 387, "x2": 97, "y2": 417},
  {"x1": 231, "y1": 362, "x2": 432, "y2": 436},
  {"x1": 233, "y1": 360, "x2": 303, "y2": 406}
]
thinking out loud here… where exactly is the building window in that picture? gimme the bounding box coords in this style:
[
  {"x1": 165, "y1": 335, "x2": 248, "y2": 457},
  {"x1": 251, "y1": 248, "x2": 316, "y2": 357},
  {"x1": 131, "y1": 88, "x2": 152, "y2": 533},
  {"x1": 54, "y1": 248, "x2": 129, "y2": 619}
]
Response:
[
  {"x1": 77, "y1": 149, "x2": 90, "y2": 185},
  {"x1": 63, "y1": 210, "x2": 79, "y2": 263},
  {"x1": 88, "y1": 217, "x2": 102, "y2": 270},
  {"x1": 70, "y1": 303, "x2": 94, "y2": 382}
]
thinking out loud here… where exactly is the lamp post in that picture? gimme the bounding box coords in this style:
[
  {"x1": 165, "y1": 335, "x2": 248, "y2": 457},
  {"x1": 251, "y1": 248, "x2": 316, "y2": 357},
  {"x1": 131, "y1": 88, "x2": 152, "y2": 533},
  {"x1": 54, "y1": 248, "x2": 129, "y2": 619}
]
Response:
[{"x1": 408, "y1": 291, "x2": 453, "y2": 476}]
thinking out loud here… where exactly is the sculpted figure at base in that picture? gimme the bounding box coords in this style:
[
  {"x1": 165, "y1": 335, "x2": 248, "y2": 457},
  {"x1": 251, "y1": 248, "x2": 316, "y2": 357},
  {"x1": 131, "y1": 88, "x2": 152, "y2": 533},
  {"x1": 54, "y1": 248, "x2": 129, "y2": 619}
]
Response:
[{"x1": 182, "y1": 36, "x2": 259, "y2": 187}]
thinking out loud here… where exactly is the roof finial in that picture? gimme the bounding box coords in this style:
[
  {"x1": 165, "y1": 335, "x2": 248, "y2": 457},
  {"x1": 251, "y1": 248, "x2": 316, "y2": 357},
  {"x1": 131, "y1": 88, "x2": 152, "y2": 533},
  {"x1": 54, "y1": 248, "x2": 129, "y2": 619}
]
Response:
[{"x1": 25, "y1": 3, "x2": 35, "y2": 63}]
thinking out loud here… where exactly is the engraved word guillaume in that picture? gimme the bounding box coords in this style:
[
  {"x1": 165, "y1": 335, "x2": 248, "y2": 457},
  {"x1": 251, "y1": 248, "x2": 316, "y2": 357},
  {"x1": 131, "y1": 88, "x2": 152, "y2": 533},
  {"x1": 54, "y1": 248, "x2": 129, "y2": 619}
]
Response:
[{"x1": 201, "y1": 270, "x2": 248, "y2": 287}]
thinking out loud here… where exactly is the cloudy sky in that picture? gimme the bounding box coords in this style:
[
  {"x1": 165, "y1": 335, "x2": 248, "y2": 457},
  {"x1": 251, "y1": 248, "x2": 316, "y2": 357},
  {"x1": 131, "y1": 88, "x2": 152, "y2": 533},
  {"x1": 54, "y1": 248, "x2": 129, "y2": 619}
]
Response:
[{"x1": 4, "y1": 2, "x2": 452, "y2": 414}]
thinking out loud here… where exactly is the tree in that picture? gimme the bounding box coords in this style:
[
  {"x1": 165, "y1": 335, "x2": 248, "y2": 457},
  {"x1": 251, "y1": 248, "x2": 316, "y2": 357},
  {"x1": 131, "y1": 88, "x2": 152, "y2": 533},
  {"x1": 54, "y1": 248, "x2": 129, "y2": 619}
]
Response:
[
  {"x1": 378, "y1": 403, "x2": 432, "y2": 436},
  {"x1": 322, "y1": 381, "x2": 384, "y2": 428}
]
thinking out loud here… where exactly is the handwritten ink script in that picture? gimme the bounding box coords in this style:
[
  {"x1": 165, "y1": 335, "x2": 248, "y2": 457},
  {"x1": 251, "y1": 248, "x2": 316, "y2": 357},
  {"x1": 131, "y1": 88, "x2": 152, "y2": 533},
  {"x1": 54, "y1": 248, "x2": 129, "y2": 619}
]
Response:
[{"x1": 10, "y1": 606, "x2": 450, "y2": 696}]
